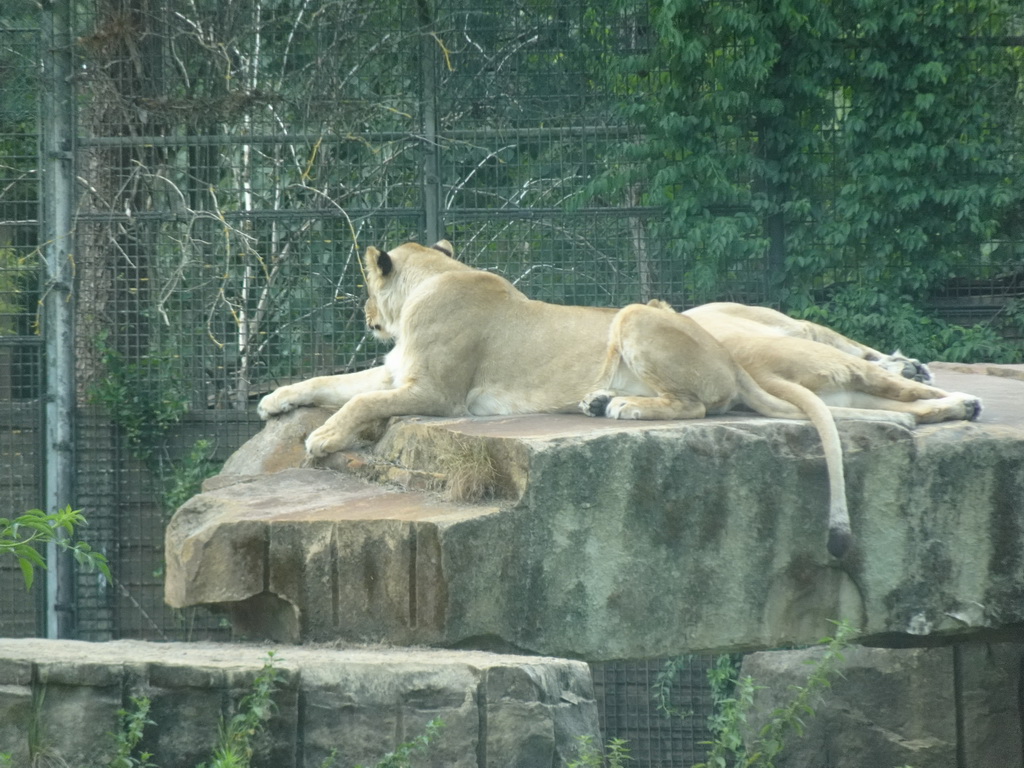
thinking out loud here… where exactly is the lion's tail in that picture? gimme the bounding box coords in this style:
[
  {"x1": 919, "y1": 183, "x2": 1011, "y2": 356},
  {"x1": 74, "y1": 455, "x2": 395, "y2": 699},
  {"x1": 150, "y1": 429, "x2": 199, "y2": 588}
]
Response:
[{"x1": 736, "y1": 370, "x2": 851, "y2": 559}]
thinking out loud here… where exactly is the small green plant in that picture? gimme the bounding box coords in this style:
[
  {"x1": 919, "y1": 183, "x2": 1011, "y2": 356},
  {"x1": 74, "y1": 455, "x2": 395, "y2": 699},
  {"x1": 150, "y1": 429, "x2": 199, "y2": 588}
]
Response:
[
  {"x1": 0, "y1": 246, "x2": 33, "y2": 337},
  {"x1": 0, "y1": 506, "x2": 111, "y2": 590},
  {"x1": 568, "y1": 734, "x2": 632, "y2": 768},
  {"x1": 198, "y1": 653, "x2": 283, "y2": 768},
  {"x1": 353, "y1": 718, "x2": 445, "y2": 768},
  {"x1": 88, "y1": 335, "x2": 221, "y2": 514},
  {"x1": 25, "y1": 685, "x2": 71, "y2": 768},
  {"x1": 693, "y1": 620, "x2": 855, "y2": 768},
  {"x1": 697, "y1": 657, "x2": 756, "y2": 767},
  {"x1": 7, "y1": 650, "x2": 447, "y2": 768},
  {"x1": 161, "y1": 439, "x2": 221, "y2": 515},
  {"x1": 653, "y1": 654, "x2": 702, "y2": 719},
  {"x1": 88, "y1": 332, "x2": 190, "y2": 464},
  {"x1": 108, "y1": 697, "x2": 157, "y2": 768}
]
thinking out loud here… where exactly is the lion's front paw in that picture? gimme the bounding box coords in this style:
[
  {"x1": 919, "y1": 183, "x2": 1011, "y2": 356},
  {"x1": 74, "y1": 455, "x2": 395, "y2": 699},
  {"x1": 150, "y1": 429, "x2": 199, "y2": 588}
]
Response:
[
  {"x1": 305, "y1": 424, "x2": 348, "y2": 457},
  {"x1": 901, "y1": 359, "x2": 933, "y2": 384},
  {"x1": 878, "y1": 353, "x2": 933, "y2": 384},
  {"x1": 579, "y1": 391, "x2": 642, "y2": 419},
  {"x1": 580, "y1": 390, "x2": 615, "y2": 417},
  {"x1": 604, "y1": 398, "x2": 642, "y2": 419},
  {"x1": 257, "y1": 387, "x2": 298, "y2": 420}
]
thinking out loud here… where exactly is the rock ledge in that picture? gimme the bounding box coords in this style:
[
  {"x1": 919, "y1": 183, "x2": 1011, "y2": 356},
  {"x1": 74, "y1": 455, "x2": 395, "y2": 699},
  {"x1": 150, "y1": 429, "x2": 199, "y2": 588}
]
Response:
[{"x1": 166, "y1": 367, "x2": 1024, "y2": 659}]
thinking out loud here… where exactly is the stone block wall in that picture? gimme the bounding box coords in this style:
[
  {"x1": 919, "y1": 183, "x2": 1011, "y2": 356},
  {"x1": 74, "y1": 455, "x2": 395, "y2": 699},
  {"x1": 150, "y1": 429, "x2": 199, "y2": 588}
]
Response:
[
  {"x1": 0, "y1": 639, "x2": 599, "y2": 768},
  {"x1": 740, "y1": 642, "x2": 1024, "y2": 768}
]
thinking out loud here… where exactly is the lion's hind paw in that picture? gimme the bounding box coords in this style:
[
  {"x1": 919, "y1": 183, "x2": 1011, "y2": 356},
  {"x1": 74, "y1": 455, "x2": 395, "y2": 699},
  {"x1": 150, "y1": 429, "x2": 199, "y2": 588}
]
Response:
[
  {"x1": 955, "y1": 393, "x2": 983, "y2": 421},
  {"x1": 580, "y1": 390, "x2": 615, "y2": 417}
]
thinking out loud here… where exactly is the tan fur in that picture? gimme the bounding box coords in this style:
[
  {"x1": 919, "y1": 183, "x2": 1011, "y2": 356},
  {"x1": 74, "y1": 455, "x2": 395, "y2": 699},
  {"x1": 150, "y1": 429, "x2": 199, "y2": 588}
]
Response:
[
  {"x1": 684, "y1": 302, "x2": 934, "y2": 381},
  {"x1": 363, "y1": 296, "x2": 389, "y2": 342},
  {"x1": 261, "y1": 240, "x2": 608, "y2": 442},
  {"x1": 258, "y1": 243, "x2": 981, "y2": 558},
  {"x1": 682, "y1": 302, "x2": 980, "y2": 424},
  {"x1": 682, "y1": 301, "x2": 982, "y2": 556},
  {"x1": 260, "y1": 240, "x2": 802, "y2": 449}
]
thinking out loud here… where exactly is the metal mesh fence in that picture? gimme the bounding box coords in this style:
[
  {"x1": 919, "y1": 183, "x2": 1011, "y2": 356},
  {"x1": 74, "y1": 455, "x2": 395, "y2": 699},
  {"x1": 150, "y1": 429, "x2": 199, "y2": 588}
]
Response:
[
  {"x1": 42, "y1": 0, "x2": 671, "y2": 642},
  {"x1": 592, "y1": 657, "x2": 717, "y2": 767},
  {"x1": 0, "y1": 22, "x2": 45, "y2": 638},
  {"x1": 1, "y1": 0, "x2": 1023, "y2": 762}
]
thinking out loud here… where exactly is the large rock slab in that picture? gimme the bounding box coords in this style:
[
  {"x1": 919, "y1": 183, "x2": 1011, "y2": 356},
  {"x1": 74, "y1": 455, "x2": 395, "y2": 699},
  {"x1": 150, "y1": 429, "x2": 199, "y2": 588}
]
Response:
[
  {"x1": 0, "y1": 638, "x2": 598, "y2": 768},
  {"x1": 166, "y1": 368, "x2": 1024, "y2": 659},
  {"x1": 740, "y1": 641, "x2": 1024, "y2": 768}
]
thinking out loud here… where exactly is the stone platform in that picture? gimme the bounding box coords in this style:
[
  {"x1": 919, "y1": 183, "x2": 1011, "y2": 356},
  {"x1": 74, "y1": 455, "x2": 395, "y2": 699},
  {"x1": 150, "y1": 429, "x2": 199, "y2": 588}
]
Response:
[
  {"x1": 0, "y1": 639, "x2": 597, "y2": 768},
  {"x1": 165, "y1": 366, "x2": 1024, "y2": 660},
  {"x1": 740, "y1": 641, "x2": 1024, "y2": 768}
]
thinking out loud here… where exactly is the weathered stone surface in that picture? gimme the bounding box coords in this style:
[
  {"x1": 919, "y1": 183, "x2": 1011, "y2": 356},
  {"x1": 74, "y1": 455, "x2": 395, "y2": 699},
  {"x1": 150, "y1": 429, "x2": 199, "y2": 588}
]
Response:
[
  {"x1": 740, "y1": 642, "x2": 1024, "y2": 768},
  {"x1": 0, "y1": 638, "x2": 598, "y2": 768},
  {"x1": 217, "y1": 406, "x2": 338, "y2": 477},
  {"x1": 959, "y1": 641, "x2": 1024, "y2": 767},
  {"x1": 166, "y1": 368, "x2": 1024, "y2": 659}
]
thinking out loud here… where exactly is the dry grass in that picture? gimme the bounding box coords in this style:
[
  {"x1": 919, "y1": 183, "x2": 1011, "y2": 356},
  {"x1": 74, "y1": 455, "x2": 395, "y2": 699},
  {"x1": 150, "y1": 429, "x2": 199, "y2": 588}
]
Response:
[{"x1": 437, "y1": 435, "x2": 500, "y2": 503}]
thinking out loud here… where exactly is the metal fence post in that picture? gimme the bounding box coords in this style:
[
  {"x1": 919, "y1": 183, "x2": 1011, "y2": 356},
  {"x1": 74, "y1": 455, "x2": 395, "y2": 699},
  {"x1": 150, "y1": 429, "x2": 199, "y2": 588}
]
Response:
[
  {"x1": 40, "y1": 0, "x2": 77, "y2": 639},
  {"x1": 418, "y1": 0, "x2": 442, "y2": 243}
]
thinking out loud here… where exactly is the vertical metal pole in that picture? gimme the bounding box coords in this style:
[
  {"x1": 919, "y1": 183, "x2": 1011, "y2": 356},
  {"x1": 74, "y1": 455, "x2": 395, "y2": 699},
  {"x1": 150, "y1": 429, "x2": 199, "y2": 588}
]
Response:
[
  {"x1": 418, "y1": 0, "x2": 442, "y2": 243},
  {"x1": 40, "y1": 0, "x2": 77, "y2": 639}
]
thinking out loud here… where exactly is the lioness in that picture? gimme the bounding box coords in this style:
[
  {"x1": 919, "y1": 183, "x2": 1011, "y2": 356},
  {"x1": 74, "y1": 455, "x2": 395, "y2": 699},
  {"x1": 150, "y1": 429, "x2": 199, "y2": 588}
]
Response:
[
  {"x1": 676, "y1": 301, "x2": 980, "y2": 556},
  {"x1": 260, "y1": 239, "x2": 807, "y2": 443},
  {"x1": 258, "y1": 239, "x2": 981, "y2": 557},
  {"x1": 685, "y1": 302, "x2": 933, "y2": 380}
]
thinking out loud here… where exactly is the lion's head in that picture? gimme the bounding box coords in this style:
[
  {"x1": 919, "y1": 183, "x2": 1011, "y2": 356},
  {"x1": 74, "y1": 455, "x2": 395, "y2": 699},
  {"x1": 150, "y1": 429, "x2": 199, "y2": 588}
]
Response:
[
  {"x1": 361, "y1": 239, "x2": 464, "y2": 338},
  {"x1": 363, "y1": 296, "x2": 393, "y2": 343}
]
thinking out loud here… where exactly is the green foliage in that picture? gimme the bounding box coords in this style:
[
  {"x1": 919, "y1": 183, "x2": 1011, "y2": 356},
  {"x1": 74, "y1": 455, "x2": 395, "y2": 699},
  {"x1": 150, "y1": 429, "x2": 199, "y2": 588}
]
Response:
[
  {"x1": 694, "y1": 620, "x2": 856, "y2": 768},
  {"x1": 88, "y1": 334, "x2": 222, "y2": 513},
  {"x1": 700, "y1": 657, "x2": 756, "y2": 765},
  {"x1": 107, "y1": 697, "x2": 157, "y2": 768},
  {"x1": 198, "y1": 653, "x2": 283, "y2": 768},
  {"x1": 0, "y1": 506, "x2": 110, "y2": 590},
  {"x1": 100, "y1": 654, "x2": 443, "y2": 768},
  {"x1": 567, "y1": 734, "x2": 632, "y2": 768},
  {"x1": 161, "y1": 440, "x2": 222, "y2": 515},
  {"x1": 796, "y1": 287, "x2": 1023, "y2": 364},
  {"x1": 88, "y1": 332, "x2": 189, "y2": 464},
  {"x1": 0, "y1": 247, "x2": 34, "y2": 336},
  {"x1": 586, "y1": 0, "x2": 1024, "y2": 308},
  {"x1": 352, "y1": 718, "x2": 445, "y2": 768},
  {"x1": 653, "y1": 654, "x2": 697, "y2": 719}
]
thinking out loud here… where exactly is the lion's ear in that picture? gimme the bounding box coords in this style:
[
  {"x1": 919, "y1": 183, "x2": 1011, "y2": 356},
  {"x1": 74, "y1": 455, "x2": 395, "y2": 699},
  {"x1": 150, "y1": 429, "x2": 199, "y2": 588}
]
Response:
[
  {"x1": 432, "y1": 240, "x2": 454, "y2": 257},
  {"x1": 376, "y1": 250, "x2": 393, "y2": 277}
]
